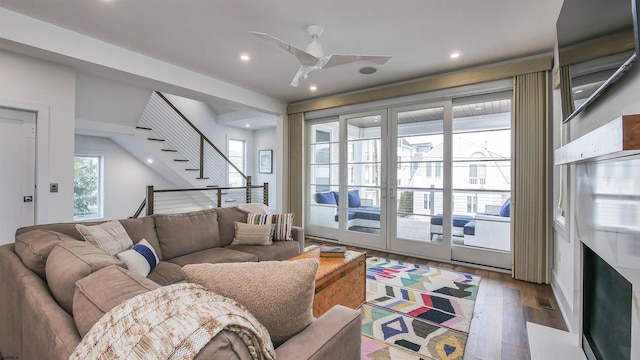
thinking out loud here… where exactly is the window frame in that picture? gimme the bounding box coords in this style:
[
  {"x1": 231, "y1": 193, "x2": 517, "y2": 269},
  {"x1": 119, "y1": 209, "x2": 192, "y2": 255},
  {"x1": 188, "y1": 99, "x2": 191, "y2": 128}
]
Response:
[{"x1": 73, "y1": 155, "x2": 104, "y2": 221}]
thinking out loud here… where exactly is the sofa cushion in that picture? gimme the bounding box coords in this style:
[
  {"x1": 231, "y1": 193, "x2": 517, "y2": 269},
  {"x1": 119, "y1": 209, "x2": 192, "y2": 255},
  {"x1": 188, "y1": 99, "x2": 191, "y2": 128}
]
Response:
[
  {"x1": 215, "y1": 206, "x2": 248, "y2": 247},
  {"x1": 226, "y1": 241, "x2": 301, "y2": 261},
  {"x1": 348, "y1": 189, "x2": 361, "y2": 208},
  {"x1": 72, "y1": 265, "x2": 160, "y2": 337},
  {"x1": 231, "y1": 222, "x2": 274, "y2": 246},
  {"x1": 75, "y1": 220, "x2": 134, "y2": 256},
  {"x1": 14, "y1": 229, "x2": 75, "y2": 280},
  {"x1": 119, "y1": 216, "x2": 163, "y2": 260},
  {"x1": 182, "y1": 258, "x2": 319, "y2": 347},
  {"x1": 147, "y1": 261, "x2": 185, "y2": 286},
  {"x1": 46, "y1": 241, "x2": 125, "y2": 314},
  {"x1": 314, "y1": 191, "x2": 337, "y2": 205},
  {"x1": 247, "y1": 213, "x2": 294, "y2": 241},
  {"x1": 116, "y1": 239, "x2": 159, "y2": 277},
  {"x1": 168, "y1": 247, "x2": 258, "y2": 267},
  {"x1": 154, "y1": 209, "x2": 221, "y2": 260},
  {"x1": 499, "y1": 198, "x2": 511, "y2": 217}
]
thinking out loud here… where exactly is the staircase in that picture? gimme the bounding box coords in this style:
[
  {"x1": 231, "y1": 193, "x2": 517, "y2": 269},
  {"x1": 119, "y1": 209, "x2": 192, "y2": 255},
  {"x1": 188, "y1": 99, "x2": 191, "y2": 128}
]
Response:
[{"x1": 112, "y1": 91, "x2": 264, "y2": 216}]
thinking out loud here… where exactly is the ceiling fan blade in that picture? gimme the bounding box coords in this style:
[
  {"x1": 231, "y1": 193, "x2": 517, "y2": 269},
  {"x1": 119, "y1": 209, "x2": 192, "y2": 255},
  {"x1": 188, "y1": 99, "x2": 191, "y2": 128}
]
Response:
[
  {"x1": 250, "y1": 31, "x2": 320, "y2": 66},
  {"x1": 322, "y1": 55, "x2": 392, "y2": 69},
  {"x1": 290, "y1": 65, "x2": 316, "y2": 87}
]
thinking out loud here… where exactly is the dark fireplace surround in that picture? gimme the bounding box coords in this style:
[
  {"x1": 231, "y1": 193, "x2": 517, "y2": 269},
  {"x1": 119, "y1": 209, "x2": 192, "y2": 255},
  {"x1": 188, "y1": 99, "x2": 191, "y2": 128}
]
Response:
[{"x1": 582, "y1": 244, "x2": 632, "y2": 360}]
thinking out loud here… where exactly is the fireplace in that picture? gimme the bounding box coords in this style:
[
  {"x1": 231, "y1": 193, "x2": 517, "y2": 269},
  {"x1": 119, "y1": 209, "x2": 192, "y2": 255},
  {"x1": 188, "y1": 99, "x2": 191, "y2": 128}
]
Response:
[{"x1": 582, "y1": 245, "x2": 632, "y2": 360}]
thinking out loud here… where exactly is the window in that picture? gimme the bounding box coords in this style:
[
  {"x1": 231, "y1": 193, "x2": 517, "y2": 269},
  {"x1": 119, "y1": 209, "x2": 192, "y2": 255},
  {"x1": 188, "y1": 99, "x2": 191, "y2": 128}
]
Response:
[
  {"x1": 426, "y1": 162, "x2": 432, "y2": 177},
  {"x1": 316, "y1": 129, "x2": 331, "y2": 142},
  {"x1": 423, "y1": 193, "x2": 431, "y2": 210},
  {"x1": 435, "y1": 162, "x2": 442, "y2": 178},
  {"x1": 228, "y1": 139, "x2": 245, "y2": 186},
  {"x1": 74, "y1": 156, "x2": 103, "y2": 220},
  {"x1": 467, "y1": 196, "x2": 477, "y2": 213}
]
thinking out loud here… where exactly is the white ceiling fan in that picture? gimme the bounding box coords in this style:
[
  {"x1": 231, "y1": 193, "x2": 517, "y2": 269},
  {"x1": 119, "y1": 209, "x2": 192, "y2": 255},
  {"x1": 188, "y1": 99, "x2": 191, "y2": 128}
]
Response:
[{"x1": 251, "y1": 25, "x2": 391, "y2": 87}]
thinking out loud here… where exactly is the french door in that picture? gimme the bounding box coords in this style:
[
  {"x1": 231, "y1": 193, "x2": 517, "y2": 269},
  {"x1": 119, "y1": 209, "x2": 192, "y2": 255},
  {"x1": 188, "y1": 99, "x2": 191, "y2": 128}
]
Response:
[{"x1": 306, "y1": 93, "x2": 512, "y2": 269}]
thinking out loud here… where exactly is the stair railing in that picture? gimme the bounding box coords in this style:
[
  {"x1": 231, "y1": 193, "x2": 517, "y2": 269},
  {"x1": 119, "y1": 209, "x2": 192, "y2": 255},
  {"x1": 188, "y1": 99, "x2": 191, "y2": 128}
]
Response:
[
  {"x1": 142, "y1": 182, "x2": 269, "y2": 216},
  {"x1": 154, "y1": 91, "x2": 247, "y2": 182}
]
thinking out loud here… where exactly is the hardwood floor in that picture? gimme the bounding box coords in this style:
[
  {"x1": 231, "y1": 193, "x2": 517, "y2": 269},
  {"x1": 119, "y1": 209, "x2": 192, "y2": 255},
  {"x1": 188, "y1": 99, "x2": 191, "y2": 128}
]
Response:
[{"x1": 308, "y1": 239, "x2": 567, "y2": 360}]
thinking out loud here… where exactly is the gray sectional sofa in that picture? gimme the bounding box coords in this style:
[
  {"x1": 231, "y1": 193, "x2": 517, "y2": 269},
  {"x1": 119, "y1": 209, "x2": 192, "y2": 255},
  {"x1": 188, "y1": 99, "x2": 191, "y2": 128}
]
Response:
[{"x1": 0, "y1": 206, "x2": 362, "y2": 360}]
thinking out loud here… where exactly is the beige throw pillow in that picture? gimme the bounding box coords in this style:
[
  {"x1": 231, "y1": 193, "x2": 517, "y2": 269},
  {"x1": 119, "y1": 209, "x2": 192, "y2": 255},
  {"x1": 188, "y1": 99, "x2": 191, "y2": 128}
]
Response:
[
  {"x1": 75, "y1": 220, "x2": 133, "y2": 256},
  {"x1": 182, "y1": 258, "x2": 319, "y2": 346},
  {"x1": 231, "y1": 222, "x2": 274, "y2": 246}
]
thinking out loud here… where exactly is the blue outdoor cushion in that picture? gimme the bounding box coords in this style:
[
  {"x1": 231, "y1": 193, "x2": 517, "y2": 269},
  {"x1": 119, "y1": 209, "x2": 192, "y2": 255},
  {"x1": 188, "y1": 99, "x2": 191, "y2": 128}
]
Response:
[
  {"x1": 430, "y1": 214, "x2": 473, "y2": 227},
  {"x1": 315, "y1": 192, "x2": 337, "y2": 205},
  {"x1": 464, "y1": 220, "x2": 476, "y2": 235},
  {"x1": 348, "y1": 189, "x2": 361, "y2": 208},
  {"x1": 499, "y1": 198, "x2": 511, "y2": 217}
]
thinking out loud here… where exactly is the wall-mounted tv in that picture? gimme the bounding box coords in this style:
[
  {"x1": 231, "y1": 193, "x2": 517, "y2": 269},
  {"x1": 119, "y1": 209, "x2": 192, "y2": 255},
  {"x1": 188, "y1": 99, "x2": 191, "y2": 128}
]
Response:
[{"x1": 556, "y1": 0, "x2": 640, "y2": 123}]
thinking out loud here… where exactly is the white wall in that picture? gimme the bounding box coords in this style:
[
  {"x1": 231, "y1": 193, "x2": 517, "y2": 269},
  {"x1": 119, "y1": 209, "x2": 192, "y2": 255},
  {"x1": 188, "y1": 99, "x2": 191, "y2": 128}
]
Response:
[
  {"x1": 75, "y1": 135, "x2": 174, "y2": 220},
  {"x1": 254, "y1": 128, "x2": 278, "y2": 211},
  {"x1": 0, "y1": 49, "x2": 76, "y2": 224},
  {"x1": 552, "y1": 54, "x2": 640, "y2": 356}
]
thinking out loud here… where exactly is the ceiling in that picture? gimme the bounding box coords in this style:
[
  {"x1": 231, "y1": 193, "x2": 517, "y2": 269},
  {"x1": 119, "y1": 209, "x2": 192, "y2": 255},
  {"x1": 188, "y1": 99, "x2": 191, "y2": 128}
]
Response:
[{"x1": 0, "y1": 0, "x2": 563, "y2": 113}]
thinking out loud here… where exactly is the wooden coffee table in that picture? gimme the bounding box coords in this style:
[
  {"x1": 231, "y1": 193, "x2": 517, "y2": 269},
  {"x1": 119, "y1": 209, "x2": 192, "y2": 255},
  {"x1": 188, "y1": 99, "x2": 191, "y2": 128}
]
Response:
[{"x1": 289, "y1": 247, "x2": 366, "y2": 317}]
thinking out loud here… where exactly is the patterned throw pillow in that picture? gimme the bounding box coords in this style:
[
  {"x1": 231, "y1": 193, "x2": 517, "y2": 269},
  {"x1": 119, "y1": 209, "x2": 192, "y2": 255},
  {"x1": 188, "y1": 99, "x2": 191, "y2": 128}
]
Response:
[
  {"x1": 76, "y1": 220, "x2": 133, "y2": 255},
  {"x1": 247, "y1": 213, "x2": 294, "y2": 241},
  {"x1": 116, "y1": 239, "x2": 160, "y2": 277},
  {"x1": 231, "y1": 222, "x2": 274, "y2": 246}
]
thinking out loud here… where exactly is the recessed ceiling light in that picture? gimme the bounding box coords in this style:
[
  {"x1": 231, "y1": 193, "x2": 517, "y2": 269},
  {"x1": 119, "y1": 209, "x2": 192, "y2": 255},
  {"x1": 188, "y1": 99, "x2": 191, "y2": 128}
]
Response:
[
  {"x1": 359, "y1": 66, "x2": 377, "y2": 75},
  {"x1": 309, "y1": 85, "x2": 317, "y2": 91},
  {"x1": 575, "y1": 89, "x2": 584, "y2": 94},
  {"x1": 147, "y1": 158, "x2": 153, "y2": 164},
  {"x1": 450, "y1": 52, "x2": 460, "y2": 59},
  {"x1": 475, "y1": 107, "x2": 483, "y2": 111},
  {"x1": 240, "y1": 54, "x2": 250, "y2": 62},
  {"x1": 245, "y1": 124, "x2": 251, "y2": 128}
]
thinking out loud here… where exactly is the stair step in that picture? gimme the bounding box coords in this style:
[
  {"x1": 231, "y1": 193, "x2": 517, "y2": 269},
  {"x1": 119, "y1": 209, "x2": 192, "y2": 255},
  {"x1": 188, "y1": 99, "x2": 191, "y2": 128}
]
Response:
[
  {"x1": 161, "y1": 149, "x2": 178, "y2": 152},
  {"x1": 174, "y1": 159, "x2": 189, "y2": 162},
  {"x1": 196, "y1": 177, "x2": 210, "y2": 180},
  {"x1": 147, "y1": 138, "x2": 165, "y2": 142},
  {"x1": 136, "y1": 126, "x2": 152, "y2": 130}
]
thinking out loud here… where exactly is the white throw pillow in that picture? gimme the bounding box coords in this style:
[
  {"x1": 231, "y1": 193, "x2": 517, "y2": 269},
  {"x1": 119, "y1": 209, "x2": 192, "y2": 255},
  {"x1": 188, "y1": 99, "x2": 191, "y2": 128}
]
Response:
[
  {"x1": 231, "y1": 222, "x2": 274, "y2": 246},
  {"x1": 237, "y1": 203, "x2": 271, "y2": 214},
  {"x1": 76, "y1": 220, "x2": 133, "y2": 255},
  {"x1": 116, "y1": 239, "x2": 159, "y2": 277}
]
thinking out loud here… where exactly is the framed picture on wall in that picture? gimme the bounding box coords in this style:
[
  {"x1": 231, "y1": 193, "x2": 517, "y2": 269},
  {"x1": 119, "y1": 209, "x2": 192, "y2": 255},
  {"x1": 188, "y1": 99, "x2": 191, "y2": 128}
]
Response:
[{"x1": 259, "y1": 149, "x2": 272, "y2": 174}]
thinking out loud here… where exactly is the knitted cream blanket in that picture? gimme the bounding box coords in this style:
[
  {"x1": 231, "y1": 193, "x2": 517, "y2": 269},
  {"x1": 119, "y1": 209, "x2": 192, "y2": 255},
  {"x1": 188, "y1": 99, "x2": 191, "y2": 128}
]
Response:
[{"x1": 70, "y1": 283, "x2": 275, "y2": 360}]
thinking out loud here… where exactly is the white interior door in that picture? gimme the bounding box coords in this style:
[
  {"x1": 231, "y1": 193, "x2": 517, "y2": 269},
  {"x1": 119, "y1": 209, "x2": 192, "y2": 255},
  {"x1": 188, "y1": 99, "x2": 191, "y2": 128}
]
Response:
[{"x1": 0, "y1": 108, "x2": 36, "y2": 245}]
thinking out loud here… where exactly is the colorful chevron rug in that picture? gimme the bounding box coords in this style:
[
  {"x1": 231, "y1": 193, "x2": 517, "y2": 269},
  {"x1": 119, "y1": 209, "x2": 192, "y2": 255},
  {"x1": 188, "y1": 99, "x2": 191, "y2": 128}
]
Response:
[{"x1": 361, "y1": 257, "x2": 481, "y2": 360}]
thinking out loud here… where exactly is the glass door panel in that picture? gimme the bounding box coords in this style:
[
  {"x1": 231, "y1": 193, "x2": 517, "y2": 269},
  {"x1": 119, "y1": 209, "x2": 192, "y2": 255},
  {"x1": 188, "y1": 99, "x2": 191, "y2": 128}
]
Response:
[
  {"x1": 307, "y1": 121, "x2": 341, "y2": 236},
  {"x1": 341, "y1": 113, "x2": 386, "y2": 249},
  {"x1": 450, "y1": 93, "x2": 512, "y2": 269},
  {"x1": 389, "y1": 103, "x2": 452, "y2": 260}
]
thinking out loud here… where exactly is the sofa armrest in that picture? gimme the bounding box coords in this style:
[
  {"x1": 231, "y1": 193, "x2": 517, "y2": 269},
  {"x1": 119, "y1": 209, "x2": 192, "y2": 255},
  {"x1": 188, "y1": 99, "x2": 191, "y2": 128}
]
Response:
[
  {"x1": 276, "y1": 305, "x2": 362, "y2": 360},
  {"x1": 291, "y1": 226, "x2": 305, "y2": 253},
  {"x1": 0, "y1": 244, "x2": 35, "y2": 359},
  {"x1": 22, "y1": 271, "x2": 82, "y2": 360}
]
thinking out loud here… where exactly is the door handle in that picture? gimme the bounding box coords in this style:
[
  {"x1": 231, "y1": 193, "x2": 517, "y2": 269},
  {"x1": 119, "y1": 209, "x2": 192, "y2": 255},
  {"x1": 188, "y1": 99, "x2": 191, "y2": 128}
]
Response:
[
  {"x1": 389, "y1": 188, "x2": 395, "y2": 199},
  {"x1": 23, "y1": 196, "x2": 33, "y2": 202}
]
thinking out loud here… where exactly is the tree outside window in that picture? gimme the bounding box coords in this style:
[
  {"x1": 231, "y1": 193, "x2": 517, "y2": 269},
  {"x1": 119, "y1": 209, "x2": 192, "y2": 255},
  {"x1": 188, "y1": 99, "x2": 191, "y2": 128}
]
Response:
[{"x1": 74, "y1": 156, "x2": 103, "y2": 220}]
